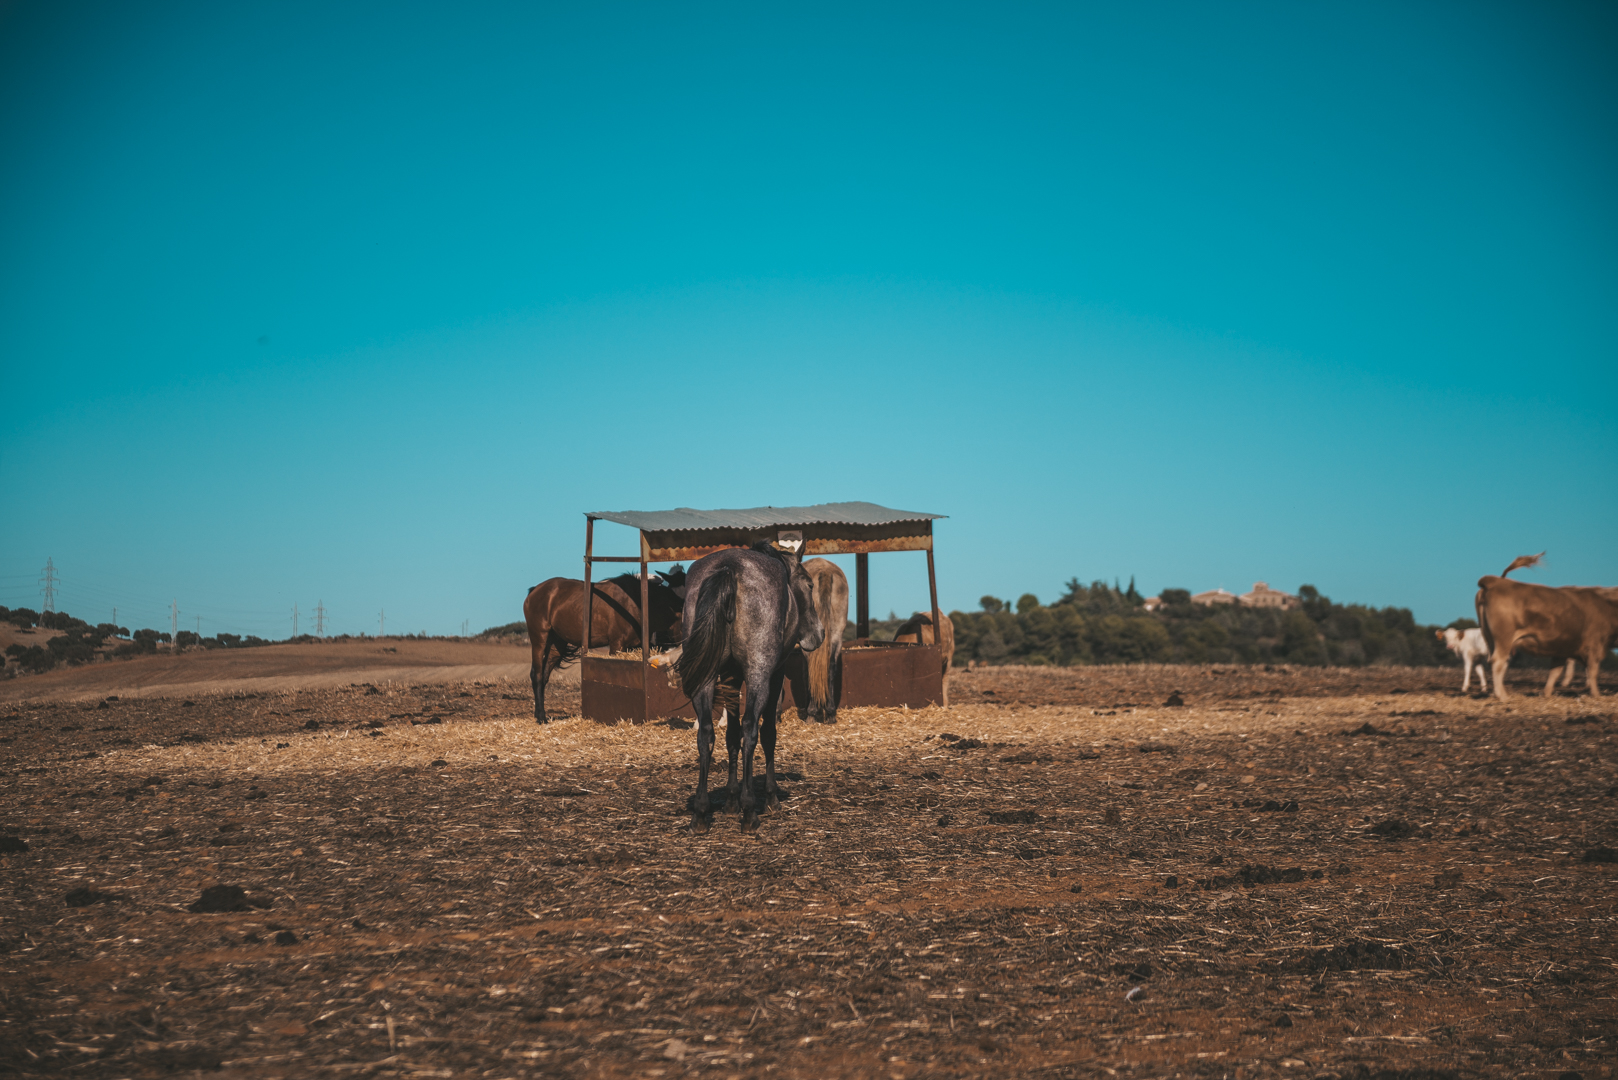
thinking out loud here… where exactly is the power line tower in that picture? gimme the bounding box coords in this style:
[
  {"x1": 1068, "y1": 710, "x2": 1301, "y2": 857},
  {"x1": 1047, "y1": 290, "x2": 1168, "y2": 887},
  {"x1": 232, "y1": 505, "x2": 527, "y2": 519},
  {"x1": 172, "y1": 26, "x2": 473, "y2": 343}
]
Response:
[
  {"x1": 462, "y1": 619, "x2": 469, "y2": 638},
  {"x1": 378, "y1": 608, "x2": 385, "y2": 637},
  {"x1": 314, "y1": 601, "x2": 327, "y2": 638},
  {"x1": 291, "y1": 603, "x2": 299, "y2": 638},
  {"x1": 171, "y1": 600, "x2": 178, "y2": 647},
  {"x1": 39, "y1": 558, "x2": 58, "y2": 612}
]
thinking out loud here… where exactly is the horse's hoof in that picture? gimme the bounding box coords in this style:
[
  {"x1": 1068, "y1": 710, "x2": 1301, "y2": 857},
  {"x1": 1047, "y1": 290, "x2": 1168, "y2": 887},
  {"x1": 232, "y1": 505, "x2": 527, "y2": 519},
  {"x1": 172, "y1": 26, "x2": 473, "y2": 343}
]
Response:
[
  {"x1": 688, "y1": 814, "x2": 712, "y2": 835},
  {"x1": 534, "y1": 716, "x2": 549, "y2": 725},
  {"x1": 740, "y1": 811, "x2": 760, "y2": 832},
  {"x1": 765, "y1": 791, "x2": 780, "y2": 811}
]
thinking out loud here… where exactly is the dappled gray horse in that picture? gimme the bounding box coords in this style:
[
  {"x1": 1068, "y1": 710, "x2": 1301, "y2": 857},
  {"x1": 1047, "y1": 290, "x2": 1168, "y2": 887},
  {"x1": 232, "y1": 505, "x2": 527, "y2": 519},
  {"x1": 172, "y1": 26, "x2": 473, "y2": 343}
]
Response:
[{"x1": 675, "y1": 541, "x2": 823, "y2": 832}]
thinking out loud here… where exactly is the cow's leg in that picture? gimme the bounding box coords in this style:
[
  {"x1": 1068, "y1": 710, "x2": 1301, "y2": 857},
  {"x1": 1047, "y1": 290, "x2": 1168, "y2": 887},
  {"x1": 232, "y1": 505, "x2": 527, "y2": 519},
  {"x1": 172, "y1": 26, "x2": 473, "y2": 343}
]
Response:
[
  {"x1": 1491, "y1": 648, "x2": 1512, "y2": 700},
  {"x1": 1561, "y1": 658, "x2": 1577, "y2": 688},
  {"x1": 687, "y1": 683, "x2": 717, "y2": 834},
  {"x1": 1459, "y1": 655, "x2": 1472, "y2": 694},
  {"x1": 1476, "y1": 657, "x2": 1490, "y2": 694},
  {"x1": 760, "y1": 668, "x2": 786, "y2": 810},
  {"x1": 1586, "y1": 648, "x2": 1604, "y2": 697}
]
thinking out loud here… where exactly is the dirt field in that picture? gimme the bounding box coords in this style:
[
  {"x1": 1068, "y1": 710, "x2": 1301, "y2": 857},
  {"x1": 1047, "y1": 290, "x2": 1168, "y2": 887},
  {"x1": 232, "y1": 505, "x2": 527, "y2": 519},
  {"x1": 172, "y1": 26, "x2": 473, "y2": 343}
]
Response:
[
  {"x1": 0, "y1": 639, "x2": 536, "y2": 704},
  {"x1": 2, "y1": 658, "x2": 1615, "y2": 1080}
]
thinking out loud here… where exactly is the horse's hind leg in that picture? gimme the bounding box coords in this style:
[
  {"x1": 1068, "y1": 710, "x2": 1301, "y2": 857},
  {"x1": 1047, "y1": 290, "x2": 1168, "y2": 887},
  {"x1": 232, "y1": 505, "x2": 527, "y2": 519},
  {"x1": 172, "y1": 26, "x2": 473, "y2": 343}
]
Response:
[
  {"x1": 823, "y1": 643, "x2": 842, "y2": 724},
  {"x1": 687, "y1": 684, "x2": 717, "y2": 834},
  {"x1": 737, "y1": 671, "x2": 775, "y2": 832},
  {"x1": 532, "y1": 631, "x2": 554, "y2": 724},
  {"x1": 720, "y1": 706, "x2": 742, "y2": 812},
  {"x1": 760, "y1": 670, "x2": 785, "y2": 810}
]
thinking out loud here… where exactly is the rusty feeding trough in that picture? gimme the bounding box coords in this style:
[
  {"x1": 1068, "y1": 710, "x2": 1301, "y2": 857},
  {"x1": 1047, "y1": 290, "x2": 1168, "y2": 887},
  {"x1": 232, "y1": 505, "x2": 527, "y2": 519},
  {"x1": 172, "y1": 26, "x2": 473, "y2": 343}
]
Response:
[{"x1": 579, "y1": 501, "x2": 947, "y2": 723}]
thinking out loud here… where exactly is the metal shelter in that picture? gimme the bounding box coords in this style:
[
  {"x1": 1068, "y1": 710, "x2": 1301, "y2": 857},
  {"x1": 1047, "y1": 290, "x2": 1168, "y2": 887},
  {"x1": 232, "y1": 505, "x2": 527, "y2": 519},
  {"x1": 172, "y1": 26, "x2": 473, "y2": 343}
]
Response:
[{"x1": 581, "y1": 501, "x2": 947, "y2": 723}]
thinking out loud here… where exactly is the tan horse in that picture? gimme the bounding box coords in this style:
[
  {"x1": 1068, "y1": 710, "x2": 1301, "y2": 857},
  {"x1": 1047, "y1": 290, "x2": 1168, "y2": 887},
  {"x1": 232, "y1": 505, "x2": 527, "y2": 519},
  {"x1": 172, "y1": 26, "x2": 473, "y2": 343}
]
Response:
[
  {"x1": 894, "y1": 610, "x2": 955, "y2": 706},
  {"x1": 798, "y1": 558, "x2": 849, "y2": 723}
]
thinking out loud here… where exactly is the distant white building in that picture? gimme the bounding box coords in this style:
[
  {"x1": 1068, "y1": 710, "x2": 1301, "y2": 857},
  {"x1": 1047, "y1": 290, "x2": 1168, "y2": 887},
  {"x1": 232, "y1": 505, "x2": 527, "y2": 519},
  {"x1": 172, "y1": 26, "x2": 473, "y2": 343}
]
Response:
[
  {"x1": 1191, "y1": 588, "x2": 1240, "y2": 607},
  {"x1": 1142, "y1": 595, "x2": 1164, "y2": 612},
  {"x1": 1238, "y1": 582, "x2": 1299, "y2": 610}
]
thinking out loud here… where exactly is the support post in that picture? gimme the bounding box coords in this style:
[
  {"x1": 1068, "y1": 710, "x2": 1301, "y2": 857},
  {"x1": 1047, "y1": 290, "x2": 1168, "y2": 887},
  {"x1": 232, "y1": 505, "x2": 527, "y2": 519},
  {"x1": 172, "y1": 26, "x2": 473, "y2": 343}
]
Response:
[
  {"x1": 856, "y1": 552, "x2": 869, "y2": 640},
  {"x1": 926, "y1": 529, "x2": 941, "y2": 642},
  {"x1": 639, "y1": 533, "x2": 651, "y2": 663},
  {"x1": 582, "y1": 517, "x2": 595, "y2": 660}
]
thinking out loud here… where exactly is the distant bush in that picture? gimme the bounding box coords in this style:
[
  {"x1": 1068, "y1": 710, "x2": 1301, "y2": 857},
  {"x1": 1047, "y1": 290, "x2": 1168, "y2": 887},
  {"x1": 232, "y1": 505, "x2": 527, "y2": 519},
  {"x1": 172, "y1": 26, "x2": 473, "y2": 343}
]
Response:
[
  {"x1": 7, "y1": 607, "x2": 40, "y2": 628},
  {"x1": 479, "y1": 622, "x2": 528, "y2": 638}
]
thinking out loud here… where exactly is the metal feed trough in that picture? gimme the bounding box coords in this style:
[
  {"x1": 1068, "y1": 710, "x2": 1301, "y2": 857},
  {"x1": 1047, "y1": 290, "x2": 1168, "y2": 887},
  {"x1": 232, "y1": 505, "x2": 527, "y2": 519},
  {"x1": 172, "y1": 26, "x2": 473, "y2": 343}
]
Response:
[{"x1": 580, "y1": 501, "x2": 947, "y2": 723}]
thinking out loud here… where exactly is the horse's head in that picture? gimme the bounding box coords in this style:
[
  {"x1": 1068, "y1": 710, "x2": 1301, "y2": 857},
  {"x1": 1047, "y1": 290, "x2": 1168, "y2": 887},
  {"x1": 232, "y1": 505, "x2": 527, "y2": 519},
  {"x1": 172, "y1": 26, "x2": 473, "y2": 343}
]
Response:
[
  {"x1": 785, "y1": 550, "x2": 825, "y2": 653},
  {"x1": 655, "y1": 564, "x2": 688, "y2": 601}
]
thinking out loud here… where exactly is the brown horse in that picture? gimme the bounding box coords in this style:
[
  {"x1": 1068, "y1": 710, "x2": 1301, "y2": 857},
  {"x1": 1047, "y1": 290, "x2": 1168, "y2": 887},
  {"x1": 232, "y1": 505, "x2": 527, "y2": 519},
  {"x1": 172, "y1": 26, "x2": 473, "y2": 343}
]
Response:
[
  {"x1": 796, "y1": 558, "x2": 849, "y2": 723},
  {"x1": 894, "y1": 610, "x2": 955, "y2": 706},
  {"x1": 523, "y1": 568, "x2": 686, "y2": 722}
]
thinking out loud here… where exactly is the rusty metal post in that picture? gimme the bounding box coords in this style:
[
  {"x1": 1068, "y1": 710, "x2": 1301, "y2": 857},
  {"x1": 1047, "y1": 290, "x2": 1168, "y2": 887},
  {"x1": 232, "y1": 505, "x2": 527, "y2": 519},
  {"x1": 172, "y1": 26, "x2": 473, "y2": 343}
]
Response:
[
  {"x1": 856, "y1": 552, "x2": 869, "y2": 640},
  {"x1": 582, "y1": 517, "x2": 595, "y2": 660},
  {"x1": 639, "y1": 533, "x2": 651, "y2": 663},
  {"x1": 926, "y1": 527, "x2": 941, "y2": 642}
]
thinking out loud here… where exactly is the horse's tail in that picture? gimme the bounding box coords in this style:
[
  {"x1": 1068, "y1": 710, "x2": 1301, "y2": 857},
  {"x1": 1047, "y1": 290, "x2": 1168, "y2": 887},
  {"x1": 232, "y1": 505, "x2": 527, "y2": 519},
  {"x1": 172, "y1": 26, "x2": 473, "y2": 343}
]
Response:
[
  {"x1": 805, "y1": 580, "x2": 840, "y2": 711},
  {"x1": 677, "y1": 565, "x2": 737, "y2": 700}
]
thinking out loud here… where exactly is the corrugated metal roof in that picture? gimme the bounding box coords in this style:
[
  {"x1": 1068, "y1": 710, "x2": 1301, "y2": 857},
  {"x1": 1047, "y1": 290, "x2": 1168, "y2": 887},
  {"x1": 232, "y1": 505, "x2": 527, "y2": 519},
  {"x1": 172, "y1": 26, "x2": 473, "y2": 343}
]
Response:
[{"x1": 588, "y1": 501, "x2": 945, "y2": 533}]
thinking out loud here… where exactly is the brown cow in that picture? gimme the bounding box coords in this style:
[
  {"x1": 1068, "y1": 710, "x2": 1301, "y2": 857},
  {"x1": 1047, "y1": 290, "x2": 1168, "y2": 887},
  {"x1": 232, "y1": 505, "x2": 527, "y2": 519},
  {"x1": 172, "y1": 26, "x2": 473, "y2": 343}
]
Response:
[
  {"x1": 1475, "y1": 557, "x2": 1618, "y2": 700},
  {"x1": 522, "y1": 569, "x2": 685, "y2": 722},
  {"x1": 894, "y1": 610, "x2": 955, "y2": 707}
]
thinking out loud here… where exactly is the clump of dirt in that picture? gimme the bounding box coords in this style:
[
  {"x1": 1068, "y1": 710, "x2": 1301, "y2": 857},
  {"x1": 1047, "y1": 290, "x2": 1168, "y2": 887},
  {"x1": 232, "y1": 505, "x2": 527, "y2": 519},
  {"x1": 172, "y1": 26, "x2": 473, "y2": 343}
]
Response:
[
  {"x1": 985, "y1": 809, "x2": 1039, "y2": 825},
  {"x1": 187, "y1": 884, "x2": 271, "y2": 913},
  {"x1": 1369, "y1": 818, "x2": 1423, "y2": 839},
  {"x1": 1296, "y1": 938, "x2": 1406, "y2": 972}
]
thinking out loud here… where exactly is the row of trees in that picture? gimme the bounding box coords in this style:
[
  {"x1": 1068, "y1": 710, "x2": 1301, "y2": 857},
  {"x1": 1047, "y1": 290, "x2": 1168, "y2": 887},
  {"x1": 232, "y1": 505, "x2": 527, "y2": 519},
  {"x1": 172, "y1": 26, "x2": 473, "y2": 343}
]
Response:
[
  {"x1": 0, "y1": 607, "x2": 277, "y2": 675},
  {"x1": 942, "y1": 580, "x2": 1467, "y2": 668}
]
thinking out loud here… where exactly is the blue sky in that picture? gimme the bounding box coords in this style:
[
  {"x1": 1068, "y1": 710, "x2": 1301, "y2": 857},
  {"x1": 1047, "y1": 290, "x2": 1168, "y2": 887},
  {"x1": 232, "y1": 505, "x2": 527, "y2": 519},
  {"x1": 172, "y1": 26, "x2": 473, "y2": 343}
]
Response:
[{"x1": 2, "y1": 1, "x2": 1614, "y2": 639}]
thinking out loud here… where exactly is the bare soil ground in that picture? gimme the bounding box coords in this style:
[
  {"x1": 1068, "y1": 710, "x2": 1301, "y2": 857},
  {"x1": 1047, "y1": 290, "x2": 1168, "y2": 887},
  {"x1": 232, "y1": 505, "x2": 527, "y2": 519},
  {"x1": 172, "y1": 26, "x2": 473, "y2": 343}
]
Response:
[
  {"x1": 2, "y1": 661, "x2": 1615, "y2": 1080},
  {"x1": 0, "y1": 639, "x2": 536, "y2": 704}
]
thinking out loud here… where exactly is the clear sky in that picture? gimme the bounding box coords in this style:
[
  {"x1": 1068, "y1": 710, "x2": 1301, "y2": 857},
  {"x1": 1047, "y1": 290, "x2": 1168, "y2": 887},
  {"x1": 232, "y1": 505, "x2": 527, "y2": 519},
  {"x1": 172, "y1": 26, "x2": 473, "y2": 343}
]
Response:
[{"x1": 2, "y1": 1, "x2": 1614, "y2": 639}]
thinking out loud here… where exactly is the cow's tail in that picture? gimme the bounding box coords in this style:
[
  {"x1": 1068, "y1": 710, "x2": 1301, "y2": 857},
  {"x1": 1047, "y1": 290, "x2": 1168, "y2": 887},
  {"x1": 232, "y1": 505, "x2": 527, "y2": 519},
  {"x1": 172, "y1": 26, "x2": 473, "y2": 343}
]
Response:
[
  {"x1": 1475, "y1": 583, "x2": 1495, "y2": 655},
  {"x1": 676, "y1": 565, "x2": 737, "y2": 701},
  {"x1": 1501, "y1": 552, "x2": 1544, "y2": 577}
]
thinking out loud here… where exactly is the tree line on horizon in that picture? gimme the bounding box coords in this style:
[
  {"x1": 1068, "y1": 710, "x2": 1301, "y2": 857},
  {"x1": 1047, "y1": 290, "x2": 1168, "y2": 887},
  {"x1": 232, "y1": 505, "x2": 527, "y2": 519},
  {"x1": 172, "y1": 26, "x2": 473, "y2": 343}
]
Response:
[
  {"x1": 6, "y1": 579, "x2": 1578, "y2": 677},
  {"x1": 941, "y1": 579, "x2": 1475, "y2": 668}
]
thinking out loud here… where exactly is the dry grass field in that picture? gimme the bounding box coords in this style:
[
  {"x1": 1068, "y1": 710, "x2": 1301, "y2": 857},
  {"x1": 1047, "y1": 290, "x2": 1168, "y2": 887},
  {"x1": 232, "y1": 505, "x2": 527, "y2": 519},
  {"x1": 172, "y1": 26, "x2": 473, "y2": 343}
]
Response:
[{"x1": 1, "y1": 653, "x2": 1615, "y2": 1080}]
